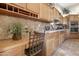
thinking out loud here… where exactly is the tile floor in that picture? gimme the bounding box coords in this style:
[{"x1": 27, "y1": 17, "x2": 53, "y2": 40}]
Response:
[{"x1": 53, "y1": 39, "x2": 79, "y2": 56}]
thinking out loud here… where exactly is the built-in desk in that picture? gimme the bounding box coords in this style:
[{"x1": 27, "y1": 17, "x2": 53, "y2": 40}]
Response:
[{"x1": 0, "y1": 39, "x2": 29, "y2": 56}]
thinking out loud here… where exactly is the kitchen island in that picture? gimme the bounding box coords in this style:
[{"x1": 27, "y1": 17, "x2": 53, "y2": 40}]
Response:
[{"x1": 41, "y1": 29, "x2": 66, "y2": 56}]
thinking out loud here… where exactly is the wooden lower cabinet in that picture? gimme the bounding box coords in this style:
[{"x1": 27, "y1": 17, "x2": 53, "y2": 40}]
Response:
[
  {"x1": 54, "y1": 32, "x2": 59, "y2": 50},
  {"x1": 59, "y1": 31, "x2": 65, "y2": 45},
  {"x1": 42, "y1": 32, "x2": 59, "y2": 56},
  {"x1": 45, "y1": 39, "x2": 55, "y2": 56},
  {"x1": 69, "y1": 32, "x2": 79, "y2": 39},
  {"x1": 0, "y1": 45, "x2": 26, "y2": 56},
  {"x1": 68, "y1": 15, "x2": 79, "y2": 21},
  {"x1": 41, "y1": 31, "x2": 65, "y2": 56}
]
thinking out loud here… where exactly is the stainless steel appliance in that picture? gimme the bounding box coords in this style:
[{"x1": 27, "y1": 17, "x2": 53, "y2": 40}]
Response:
[
  {"x1": 69, "y1": 21, "x2": 78, "y2": 32},
  {"x1": 45, "y1": 19, "x2": 64, "y2": 31}
]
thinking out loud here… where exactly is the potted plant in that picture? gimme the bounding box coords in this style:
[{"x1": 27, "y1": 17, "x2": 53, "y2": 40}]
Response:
[{"x1": 8, "y1": 22, "x2": 23, "y2": 40}]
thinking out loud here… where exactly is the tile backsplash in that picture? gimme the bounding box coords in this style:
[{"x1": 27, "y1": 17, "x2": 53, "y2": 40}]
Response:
[{"x1": 0, "y1": 15, "x2": 47, "y2": 40}]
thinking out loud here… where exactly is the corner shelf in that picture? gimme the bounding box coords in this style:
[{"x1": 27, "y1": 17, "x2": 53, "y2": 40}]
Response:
[{"x1": 0, "y1": 3, "x2": 38, "y2": 20}]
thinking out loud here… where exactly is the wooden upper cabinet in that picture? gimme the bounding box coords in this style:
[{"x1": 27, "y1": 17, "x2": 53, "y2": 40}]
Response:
[
  {"x1": 74, "y1": 15, "x2": 79, "y2": 21},
  {"x1": 26, "y1": 3, "x2": 40, "y2": 14},
  {"x1": 68, "y1": 15, "x2": 79, "y2": 21},
  {"x1": 53, "y1": 7, "x2": 60, "y2": 18},
  {"x1": 53, "y1": 8, "x2": 57, "y2": 18},
  {"x1": 59, "y1": 16, "x2": 63, "y2": 23},
  {"x1": 11, "y1": 3, "x2": 27, "y2": 9},
  {"x1": 50, "y1": 8, "x2": 54, "y2": 21},
  {"x1": 39, "y1": 4, "x2": 50, "y2": 21},
  {"x1": 63, "y1": 17, "x2": 68, "y2": 24},
  {"x1": 57, "y1": 10, "x2": 60, "y2": 18},
  {"x1": 69, "y1": 15, "x2": 74, "y2": 21},
  {"x1": 52, "y1": 7, "x2": 63, "y2": 22}
]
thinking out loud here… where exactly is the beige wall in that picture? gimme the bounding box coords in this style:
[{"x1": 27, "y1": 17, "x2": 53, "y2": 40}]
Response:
[{"x1": 0, "y1": 15, "x2": 46, "y2": 40}]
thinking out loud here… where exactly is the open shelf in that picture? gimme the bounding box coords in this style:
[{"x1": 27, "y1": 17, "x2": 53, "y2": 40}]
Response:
[{"x1": 0, "y1": 3, "x2": 38, "y2": 20}]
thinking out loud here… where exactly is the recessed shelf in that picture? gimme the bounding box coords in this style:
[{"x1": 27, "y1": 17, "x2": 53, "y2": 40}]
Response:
[
  {"x1": 0, "y1": 3, "x2": 6, "y2": 9},
  {"x1": 14, "y1": 7, "x2": 18, "y2": 12},
  {"x1": 36, "y1": 15, "x2": 38, "y2": 18},
  {"x1": 0, "y1": 3, "x2": 38, "y2": 20},
  {"x1": 8, "y1": 5, "x2": 13, "y2": 11},
  {"x1": 0, "y1": 3, "x2": 51, "y2": 23},
  {"x1": 19, "y1": 9, "x2": 30, "y2": 16}
]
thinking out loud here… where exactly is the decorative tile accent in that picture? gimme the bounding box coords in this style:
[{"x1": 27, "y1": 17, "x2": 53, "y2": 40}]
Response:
[{"x1": 0, "y1": 15, "x2": 46, "y2": 40}]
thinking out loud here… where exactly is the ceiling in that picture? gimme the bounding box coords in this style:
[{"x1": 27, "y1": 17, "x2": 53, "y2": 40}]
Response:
[
  {"x1": 56, "y1": 3, "x2": 79, "y2": 8},
  {"x1": 52, "y1": 3, "x2": 79, "y2": 16}
]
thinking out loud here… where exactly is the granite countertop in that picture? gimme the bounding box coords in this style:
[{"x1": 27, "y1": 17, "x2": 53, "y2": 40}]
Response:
[
  {"x1": 34, "y1": 29, "x2": 65, "y2": 33},
  {"x1": 45, "y1": 29, "x2": 65, "y2": 33},
  {"x1": 0, "y1": 39, "x2": 29, "y2": 53}
]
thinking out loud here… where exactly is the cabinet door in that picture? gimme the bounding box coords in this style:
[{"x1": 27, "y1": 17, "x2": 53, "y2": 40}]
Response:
[
  {"x1": 45, "y1": 39, "x2": 54, "y2": 56},
  {"x1": 69, "y1": 15, "x2": 75, "y2": 21},
  {"x1": 50, "y1": 7, "x2": 60, "y2": 22},
  {"x1": 63, "y1": 17, "x2": 68, "y2": 24},
  {"x1": 45, "y1": 32, "x2": 56, "y2": 56},
  {"x1": 26, "y1": 3, "x2": 40, "y2": 14},
  {"x1": 53, "y1": 8, "x2": 57, "y2": 18},
  {"x1": 50, "y1": 8, "x2": 54, "y2": 21},
  {"x1": 53, "y1": 7, "x2": 60, "y2": 18},
  {"x1": 59, "y1": 16, "x2": 63, "y2": 23},
  {"x1": 69, "y1": 15, "x2": 79, "y2": 21},
  {"x1": 54, "y1": 32, "x2": 59, "y2": 50},
  {"x1": 74, "y1": 15, "x2": 78, "y2": 21},
  {"x1": 56, "y1": 9, "x2": 59, "y2": 17},
  {"x1": 39, "y1": 4, "x2": 50, "y2": 21},
  {"x1": 11, "y1": 3, "x2": 26, "y2": 9},
  {"x1": 59, "y1": 32, "x2": 65, "y2": 45}
]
